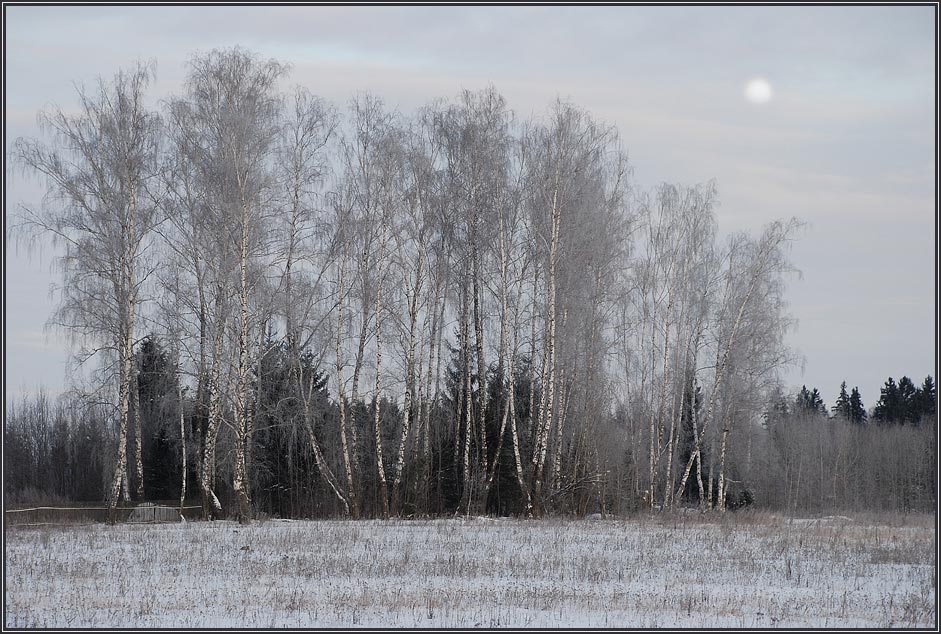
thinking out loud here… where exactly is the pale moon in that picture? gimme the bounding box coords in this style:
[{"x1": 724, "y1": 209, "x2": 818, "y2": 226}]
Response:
[{"x1": 744, "y1": 78, "x2": 773, "y2": 104}]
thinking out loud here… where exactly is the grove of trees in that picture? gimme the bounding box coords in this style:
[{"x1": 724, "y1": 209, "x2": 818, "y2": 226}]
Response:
[{"x1": 7, "y1": 48, "x2": 935, "y2": 521}]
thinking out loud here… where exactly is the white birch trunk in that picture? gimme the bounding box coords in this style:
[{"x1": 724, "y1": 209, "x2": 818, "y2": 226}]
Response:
[
  {"x1": 348, "y1": 239, "x2": 374, "y2": 494},
  {"x1": 200, "y1": 296, "x2": 225, "y2": 520},
  {"x1": 335, "y1": 255, "x2": 358, "y2": 518},
  {"x1": 108, "y1": 324, "x2": 134, "y2": 522},
  {"x1": 509, "y1": 270, "x2": 532, "y2": 509},
  {"x1": 232, "y1": 203, "x2": 253, "y2": 525},
  {"x1": 459, "y1": 281, "x2": 473, "y2": 514},
  {"x1": 416, "y1": 263, "x2": 444, "y2": 513},
  {"x1": 471, "y1": 218, "x2": 488, "y2": 513},
  {"x1": 178, "y1": 353, "x2": 187, "y2": 516},
  {"x1": 717, "y1": 411, "x2": 733, "y2": 512},
  {"x1": 373, "y1": 222, "x2": 390, "y2": 518},
  {"x1": 551, "y1": 365, "x2": 566, "y2": 493},
  {"x1": 533, "y1": 162, "x2": 562, "y2": 514},
  {"x1": 392, "y1": 248, "x2": 424, "y2": 511},
  {"x1": 132, "y1": 365, "x2": 143, "y2": 500},
  {"x1": 108, "y1": 183, "x2": 138, "y2": 521},
  {"x1": 483, "y1": 217, "x2": 512, "y2": 504}
]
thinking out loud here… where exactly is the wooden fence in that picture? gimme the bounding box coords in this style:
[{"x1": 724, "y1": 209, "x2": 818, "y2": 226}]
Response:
[{"x1": 4, "y1": 501, "x2": 203, "y2": 527}]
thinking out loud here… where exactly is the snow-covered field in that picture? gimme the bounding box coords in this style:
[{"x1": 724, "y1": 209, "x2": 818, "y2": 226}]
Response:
[{"x1": 4, "y1": 513, "x2": 935, "y2": 628}]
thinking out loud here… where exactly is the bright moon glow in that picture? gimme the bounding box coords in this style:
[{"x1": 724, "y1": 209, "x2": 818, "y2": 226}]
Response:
[{"x1": 745, "y1": 78, "x2": 773, "y2": 104}]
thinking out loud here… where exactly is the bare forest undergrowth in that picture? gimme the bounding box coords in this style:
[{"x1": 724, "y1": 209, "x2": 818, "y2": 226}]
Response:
[{"x1": 4, "y1": 512, "x2": 935, "y2": 628}]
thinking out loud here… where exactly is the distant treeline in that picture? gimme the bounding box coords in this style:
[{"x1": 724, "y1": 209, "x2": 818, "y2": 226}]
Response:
[
  {"x1": 4, "y1": 338, "x2": 935, "y2": 516},
  {"x1": 756, "y1": 376, "x2": 936, "y2": 513},
  {"x1": 775, "y1": 376, "x2": 936, "y2": 425}
]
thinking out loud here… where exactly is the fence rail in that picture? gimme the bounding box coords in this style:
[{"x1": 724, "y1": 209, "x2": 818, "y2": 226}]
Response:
[{"x1": 4, "y1": 503, "x2": 203, "y2": 526}]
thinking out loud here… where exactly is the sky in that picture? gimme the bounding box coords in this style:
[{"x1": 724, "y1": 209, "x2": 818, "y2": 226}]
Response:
[{"x1": 4, "y1": 5, "x2": 937, "y2": 409}]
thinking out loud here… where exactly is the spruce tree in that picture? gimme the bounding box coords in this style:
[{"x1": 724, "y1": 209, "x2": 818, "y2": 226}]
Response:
[
  {"x1": 916, "y1": 375, "x2": 936, "y2": 422},
  {"x1": 832, "y1": 381, "x2": 851, "y2": 420},
  {"x1": 873, "y1": 377, "x2": 900, "y2": 423},
  {"x1": 135, "y1": 336, "x2": 182, "y2": 500},
  {"x1": 848, "y1": 387, "x2": 867, "y2": 424},
  {"x1": 795, "y1": 385, "x2": 827, "y2": 418},
  {"x1": 897, "y1": 376, "x2": 919, "y2": 424},
  {"x1": 795, "y1": 385, "x2": 811, "y2": 415},
  {"x1": 811, "y1": 388, "x2": 827, "y2": 417}
]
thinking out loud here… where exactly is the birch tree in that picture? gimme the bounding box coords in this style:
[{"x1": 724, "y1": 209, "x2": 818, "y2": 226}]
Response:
[
  {"x1": 12, "y1": 63, "x2": 161, "y2": 522},
  {"x1": 524, "y1": 100, "x2": 624, "y2": 514},
  {"x1": 335, "y1": 93, "x2": 402, "y2": 517},
  {"x1": 674, "y1": 218, "x2": 802, "y2": 507},
  {"x1": 171, "y1": 48, "x2": 287, "y2": 523},
  {"x1": 389, "y1": 114, "x2": 441, "y2": 514},
  {"x1": 160, "y1": 101, "x2": 215, "y2": 515},
  {"x1": 276, "y1": 86, "x2": 349, "y2": 515}
]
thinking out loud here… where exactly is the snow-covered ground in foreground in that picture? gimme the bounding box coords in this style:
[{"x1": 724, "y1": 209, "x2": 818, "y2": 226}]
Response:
[{"x1": 4, "y1": 514, "x2": 935, "y2": 628}]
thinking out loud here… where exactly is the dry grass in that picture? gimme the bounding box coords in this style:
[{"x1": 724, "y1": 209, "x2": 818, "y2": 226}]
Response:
[{"x1": 4, "y1": 512, "x2": 936, "y2": 628}]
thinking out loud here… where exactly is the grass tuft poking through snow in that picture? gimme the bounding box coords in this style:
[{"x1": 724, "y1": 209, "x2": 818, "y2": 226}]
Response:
[{"x1": 4, "y1": 512, "x2": 935, "y2": 628}]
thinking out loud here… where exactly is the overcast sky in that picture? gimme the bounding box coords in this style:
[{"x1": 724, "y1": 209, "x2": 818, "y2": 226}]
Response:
[{"x1": 4, "y1": 5, "x2": 937, "y2": 409}]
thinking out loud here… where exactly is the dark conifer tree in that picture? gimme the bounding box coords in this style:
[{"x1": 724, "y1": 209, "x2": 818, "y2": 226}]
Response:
[
  {"x1": 916, "y1": 375, "x2": 936, "y2": 422},
  {"x1": 832, "y1": 381, "x2": 851, "y2": 420},
  {"x1": 873, "y1": 377, "x2": 901, "y2": 423},
  {"x1": 251, "y1": 338, "x2": 333, "y2": 518},
  {"x1": 135, "y1": 336, "x2": 182, "y2": 500},
  {"x1": 848, "y1": 387, "x2": 867, "y2": 424},
  {"x1": 795, "y1": 385, "x2": 827, "y2": 418},
  {"x1": 679, "y1": 370, "x2": 703, "y2": 503},
  {"x1": 897, "y1": 376, "x2": 919, "y2": 424}
]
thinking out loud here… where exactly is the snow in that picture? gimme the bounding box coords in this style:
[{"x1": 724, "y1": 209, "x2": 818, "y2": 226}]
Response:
[{"x1": 4, "y1": 514, "x2": 935, "y2": 628}]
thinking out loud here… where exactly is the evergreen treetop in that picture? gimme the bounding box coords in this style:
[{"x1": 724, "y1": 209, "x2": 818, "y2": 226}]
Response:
[{"x1": 832, "y1": 381, "x2": 851, "y2": 420}]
